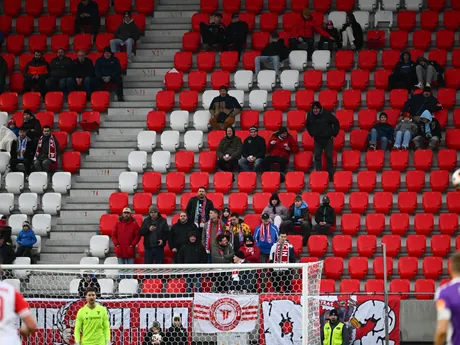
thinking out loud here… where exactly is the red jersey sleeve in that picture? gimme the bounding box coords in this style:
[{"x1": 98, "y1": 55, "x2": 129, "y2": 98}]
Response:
[{"x1": 15, "y1": 290, "x2": 30, "y2": 317}]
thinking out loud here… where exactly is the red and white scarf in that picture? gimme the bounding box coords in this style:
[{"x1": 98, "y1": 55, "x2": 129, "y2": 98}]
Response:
[
  {"x1": 273, "y1": 242, "x2": 290, "y2": 263},
  {"x1": 205, "y1": 219, "x2": 222, "y2": 252},
  {"x1": 195, "y1": 197, "x2": 207, "y2": 224},
  {"x1": 34, "y1": 135, "x2": 57, "y2": 162},
  {"x1": 259, "y1": 223, "x2": 272, "y2": 244}
]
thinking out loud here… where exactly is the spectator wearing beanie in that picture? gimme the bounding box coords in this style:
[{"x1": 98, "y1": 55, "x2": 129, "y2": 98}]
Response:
[
  {"x1": 318, "y1": 20, "x2": 341, "y2": 51},
  {"x1": 224, "y1": 13, "x2": 249, "y2": 58},
  {"x1": 16, "y1": 221, "x2": 37, "y2": 261},
  {"x1": 7, "y1": 119, "x2": 19, "y2": 137},
  {"x1": 238, "y1": 126, "x2": 266, "y2": 172},
  {"x1": 231, "y1": 250, "x2": 256, "y2": 293},
  {"x1": 169, "y1": 212, "x2": 199, "y2": 262},
  {"x1": 281, "y1": 194, "x2": 312, "y2": 246},
  {"x1": 92, "y1": 46, "x2": 124, "y2": 101},
  {"x1": 216, "y1": 126, "x2": 242, "y2": 173},
  {"x1": 221, "y1": 207, "x2": 231, "y2": 228},
  {"x1": 165, "y1": 316, "x2": 188, "y2": 345},
  {"x1": 240, "y1": 235, "x2": 260, "y2": 263},
  {"x1": 262, "y1": 126, "x2": 299, "y2": 174},
  {"x1": 314, "y1": 196, "x2": 336, "y2": 236},
  {"x1": 140, "y1": 206, "x2": 170, "y2": 264},
  {"x1": 110, "y1": 11, "x2": 141, "y2": 62}
]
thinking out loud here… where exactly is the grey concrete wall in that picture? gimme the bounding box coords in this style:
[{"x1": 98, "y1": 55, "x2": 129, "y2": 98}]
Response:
[{"x1": 401, "y1": 300, "x2": 436, "y2": 342}]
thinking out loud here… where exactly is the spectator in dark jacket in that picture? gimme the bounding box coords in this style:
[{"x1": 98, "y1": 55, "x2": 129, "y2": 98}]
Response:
[
  {"x1": 290, "y1": 8, "x2": 334, "y2": 59},
  {"x1": 306, "y1": 101, "x2": 340, "y2": 182},
  {"x1": 22, "y1": 109, "x2": 42, "y2": 145},
  {"x1": 216, "y1": 126, "x2": 242, "y2": 172},
  {"x1": 15, "y1": 221, "x2": 37, "y2": 260},
  {"x1": 66, "y1": 50, "x2": 95, "y2": 99},
  {"x1": 185, "y1": 187, "x2": 214, "y2": 229},
  {"x1": 75, "y1": 0, "x2": 100, "y2": 40},
  {"x1": 110, "y1": 11, "x2": 141, "y2": 62},
  {"x1": 23, "y1": 50, "x2": 49, "y2": 98},
  {"x1": 224, "y1": 13, "x2": 248, "y2": 58},
  {"x1": 142, "y1": 321, "x2": 165, "y2": 345},
  {"x1": 33, "y1": 126, "x2": 60, "y2": 172},
  {"x1": 0, "y1": 235, "x2": 15, "y2": 265},
  {"x1": 281, "y1": 194, "x2": 312, "y2": 246},
  {"x1": 255, "y1": 32, "x2": 291, "y2": 79},
  {"x1": 92, "y1": 46, "x2": 124, "y2": 101},
  {"x1": 238, "y1": 126, "x2": 266, "y2": 172},
  {"x1": 413, "y1": 110, "x2": 442, "y2": 150},
  {"x1": 10, "y1": 128, "x2": 35, "y2": 175},
  {"x1": 170, "y1": 212, "x2": 199, "y2": 262},
  {"x1": 368, "y1": 112, "x2": 394, "y2": 151},
  {"x1": 415, "y1": 56, "x2": 444, "y2": 88},
  {"x1": 262, "y1": 126, "x2": 299, "y2": 174},
  {"x1": 389, "y1": 51, "x2": 416, "y2": 91},
  {"x1": 200, "y1": 13, "x2": 226, "y2": 51},
  {"x1": 318, "y1": 20, "x2": 341, "y2": 51},
  {"x1": 401, "y1": 86, "x2": 442, "y2": 122},
  {"x1": 0, "y1": 216, "x2": 12, "y2": 246},
  {"x1": 177, "y1": 231, "x2": 208, "y2": 293},
  {"x1": 0, "y1": 54, "x2": 7, "y2": 94},
  {"x1": 45, "y1": 48, "x2": 73, "y2": 93},
  {"x1": 140, "y1": 206, "x2": 170, "y2": 264},
  {"x1": 77, "y1": 273, "x2": 101, "y2": 298},
  {"x1": 208, "y1": 85, "x2": 242, "y2": 130},
  {"x1": 164, "y1": 316, "x2": 187, "y2": 345},
  {"x1": 313, "y1": 196, "x2": 336, "y2": 236},
  {"x1": 340, "y1": 12, "x2": 363, "y2": 50},
  {"x1": 231, "y1": 250, "x2": 256, "y2": 292}
]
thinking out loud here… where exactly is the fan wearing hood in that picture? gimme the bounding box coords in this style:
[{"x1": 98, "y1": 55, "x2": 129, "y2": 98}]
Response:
[
  {"x1": 110, "y1": 11, "x2": 141, "y2": 62},
  {"x1": 262, "y1": 126, "x2": 299, "y2": 174},
  {"x1": 413, "y1": 110, "x2": 442, "y2": 150},
  {"x1": 318, "y1": 20, "x2": 342, "y2": 51},
  {"x1": 389, "y1": 51, "x2": 416, "y2": 91},
  {"x1": 216, "y1": 126, "x2": 242, "y2": 172},
  {"x1": 415, "y1": 56, "x2": 444, "y2": 89},
  {"x1": 140, "y1": 206, "x2": 170, "y2": 264},
  {"x1": 262, "y1": 193, "x2": 289, "y2": 228},
  {"x1": 281, "y1": 194, "x2": 312, "y2": 246},
  {"x1": 169, "y1": 212, "x2": 199, "y2": 262},
  {"x1": 22, "y1": 109, "x2": 42, "y2": 144},
  {"x1": 340, "y1": 13, "x2": 363, "y2": 50},
  {"x1": 313, "y1": 196, "x2": 336, "y2": 236},
  {"x1": 400, "y1": 86, "x2": 442, "y2": 122},
  {"x1": 394, "y1": 113, "x2": 418, "y2": 150},
  {"x1": 177, "y1": 231, "x2": 207, "y2": 293}
]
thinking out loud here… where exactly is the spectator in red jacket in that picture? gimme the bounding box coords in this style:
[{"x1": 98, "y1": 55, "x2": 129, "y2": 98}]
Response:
[
  {"x1": 289, "y1": 8, "x2": 334, "y2": 61},
  {"x1": 112, "y1": 207, "x2": 141, "y2": 276},
  {"x1": 240, "y1": 235, "x2": 260, "y2": 263},
  {"x1": 262, "y1": 126, "x2": 299, "y2": 174}
]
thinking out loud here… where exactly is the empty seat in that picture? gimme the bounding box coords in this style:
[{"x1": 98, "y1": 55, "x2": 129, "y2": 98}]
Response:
[
  {"x1": 366, "y1": 89, "x2": 385, "y2": 110},
  {"x1": 318, "y1": 90, "x2": 338, "y2": 110},
  {"x1": 251, "y1": 31, "x2": 270, "y2": 51},
  {"x1": 257, "y1": 70, "x2": 276, "y2": 91},
  {"x1": 412, "y1": 213, "x2": 434, "y2": 236},
  {"x1": 390, "y1": 150, "x2": 409, "y2": 171},
  {"x1": 156, "y1": 193, "x2": 176, "y2": 215},
  {"x1": 414, "y1": 279, "x2": 435, "y2": 300},
  {"x1": 128, "y1": 151, "x2": 147, "y2": 173},
  {"x1": 197, "y1": 52, "x2": 216, "y2": 72},
  {"x1": 119, "y1": 279, "x2": 139, "y2": 294},
  {"x1": 340, "y1": 279, "x2": 361, "y2": 294},
  {"x1": 307, "y1": 235, "x2": 328, "y2": 257},
  {"x1": 234, "y1": 70, "x2": 254, "y2": 91},
  {"x1": 431, "y1": 235, "x2": 451, "y2": 257},
  {"x1": 184, "y1": 130, "x2": 203, "y2": 152},
  {"x1": 398, "y1": 256, "x2": 418, "y2": 280},
  {"x1": 332, "y1": 235, "x2": 352, "y2": 257},
  {"x1": 333, "y1": 171, "x2": 352, "y2": 193},
  {"x1": 0, "y1": 193, "x2": 14, "y2": 215},
  {"x1": 406, "y1": 235, "x2": 426, "y2": 257},
  {"x1": 351, "y1": 70, "x2": 370, "y2": 90},
  {"x1": 365, "y1": 213, "x2": 385, "y2": 236},
  {"x1": 373, "y1": 257, "x2": 393, "y2": 279},
  {"x1": 405, "y1": 170, "x2": 425, "y2": 192},
  {"x1": 324, "y1": 257, "x2": 344, "y2": 280},
  {"x1": 350, "y1": 192, "x2": 369, "y2": 213},
  {"x1": 430, "y1": 170, "x2": 449, "y2": 192},
  {"x1": 309, "y1": 172, "x2": 329, "y2": 193},
  {"x1": 389, "y1": 89, "x2": 408, "y2": 109},
  {"x1": 161, "y1": 131, "x2": 180, "y2": 152},
  {"x1": 31, "y1": 214, "x2": 51, "y2": 236},
  {"x1": 289, "y1": 51, "x2": 308, "y2": 71},
  {"x1": 381, "y1": 235, "x2": 401, "y2": 257},
  {"x1": 133, "y1": 193, "x2": 152, "y2": 215},
  {"x1": 357, "y1": 235, "x2": 376, "y2": 257},
  {"x1": 71, "y1": 131, "x2": 91, "y2": 152},
  {"x1": 202, "y1": 90, "x2": 219, "y2": 110},
  {"x1": 280, "y1": 70, "x2": 299, "y2": 91},
  {"x1": 413, "y1": 30, "x2": 431, "y2": 51},
  {"x1": 381, "y1": 171, "x2": 401, "y2": 192},
  {"x1": 341, "y1": 214, "x2": 361, "y2": 236},
  {"x1": 348, "y1": 257, "x2": 369, "y2": 279},
  {"x1": 214, "y1": 172, "x2": 234, "y2": 194},
  {"x1": 166, "y1": 172, "x2": 186, "y2": 193},
  {"x1": 89, "y1": 235, "x2": 109, "y2": 258},
  {"x1": 42, "y1": 193, "x2": 61, "y2": 215},
  {"x1": 156, "y1": 90, "x2": 175, "y2": 112},
  {"x1": 190, "y1": 172, "x2": 209, "y2": 191},
  {"x1": 179, "y1": 90, "x2": 198, "y2": 112},
  {"x1": 137, "y1": 131, "x2": 156, "y2": 152},
  {"x1": 422, "y1": 191, "x2": 442, "y2": 213},
  {"x1": 170, "y1": 111, "x2": 189, "y2": 132},
  {"x1": 249, "y1": 90, "x2": 268, "y2": 111},
  {"x1": 447, "y1": 192, "x2": 460, "y2": 214},
  {"x1": 142, "y1": 172, "x2": 162, "y2": 194},
  {"x1": 312, "y1": 51, "x2": 331, "y2": 71},
  {"x1": 6, "y1": 172, "x2": 24, "y2": 194},
  {"x1": 193, "y1": 110, "x2": 211, "y2": 132},
  {"x1": 151, "y1": 151, "x2": 171, "y2": 173},
  {"x1": 119, "y1": 172, "x2": 138, "y2": 194},
  {"x1": 439, "y1": 213, "x2": 458, "y2": 235},
  {"x1": 342, "y1": 150, "x2": 361, "y2": 172},
  {"x1": 228, "y1": 193, "x2": 248, "y2": 214},
  {"x1": 422, "y1": 257, "x2": 443, "y2": 280},
  {"x1": 398, "y1": 192, "x2": 418, "y2": 214},
  {"x1": 390, "y1": 213, "x2": 410, "y2": 236}
]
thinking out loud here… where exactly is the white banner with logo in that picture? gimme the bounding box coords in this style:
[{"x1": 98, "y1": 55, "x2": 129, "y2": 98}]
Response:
[{"x1": 193, "y1": 293, "x2": 259, "y2": 333}]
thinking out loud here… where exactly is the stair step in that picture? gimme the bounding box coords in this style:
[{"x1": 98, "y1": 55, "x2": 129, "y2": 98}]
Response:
[
  {"x1": 124, "y1": 81, "x2": 164, "y2": 88},
  {"x1": 135, "y1": 48, "x2": 181, "y2": 57},
  {"x1": 127, "y1": 62, "x2": 174, "y2": 68},
  {"x1": 66, "y1": 196, "x2": 111, "y2": 203},
  {"x1": 123, "y1": 75, "x2": 165, "y2": 82},
  {"x1": 126, "y1": 68, "x2": 169, "y2": 76},
  {"x1": 100, "y1": 121, "x2": 146, "y2": 128},
  {"x1": 38, "y1": 253, "x2": 85, "y2": 264},
  {"x1": 150, "y1": 17, "x2": 192, "y2": 24},
  {"x1": 59, "y1": 210, "x2": 107, "y2": 223},
  {"x1": 76, "y1": 176, "x2": 120, "y2": 183},
  {"x1": 45, "y1": 239, "x2": 91, "y2": 246},
  {"x1": 95, "y1": 135, "x2": 140, "y2": 141},
  {"x1": 136, "y1": 42, "x2": 183, "y2": 49},
  {"x1": 89, "y1": 148, "x2": 135, "y2": 157},
  {"x1": 71, "y1": 182, "x2": 119, "y2": 189},
  {"x1": 41, "y1": 244, "x2": 87, "y2": 253},
  {"x1": 103, "y1": 115, "x2": 148, "y2": 121},
  {"x1": 90, "y1": 141, "x2": 137, "y2": 148},
  {"x1": 145, "y1": 29, "x2": 189, "y2": 38},
  {"x1": 108, "y1": 108, "x2": 154, "y2": 116},
  {"x1": 62, "y1": 203, "x2": 109, "y2": 211},
  {"x1": 52, "y1": 225, "x2": 100, "y2": 233},
  {"x1": 80, "y1": 161, "x2": 129, "y2": 169},
  {"x1": 109, "y1": 101, "x2": 155, "y2": 108},
  {"x1": 85, "y1": 155, "x2": 130, "y2": 162},
  {"x1": 154, "y1": 9, "x2": 197, "y2": 16},
  {"x1": 141, "y1": 36, "x2": 183, "y2": 43},
  {"x1": 79, "y1": 168, "x2": 126, "y2": 177},
  {"x1": 146, "y1": 23, "x2": 191, "y2": 30}
]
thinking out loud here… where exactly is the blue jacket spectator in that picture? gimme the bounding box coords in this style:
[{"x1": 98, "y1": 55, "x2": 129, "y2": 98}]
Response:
[
  {"x1": 368, "y1": 112, "x2": 394, "y2": 151},
  {"x1": 17, "y1": 221, "x2": 37, "y2": 247},
  {"x1": 254, "y1": 213, "x2": 279, "y2": 262},
  {"x1": 92, "y1": 46, "x2": 124, "y2": 101}
]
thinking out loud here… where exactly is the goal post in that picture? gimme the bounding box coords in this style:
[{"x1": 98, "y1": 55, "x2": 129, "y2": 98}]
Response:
[{"x1": 2, "y1": 262, "x2": 323, "y2": 345}]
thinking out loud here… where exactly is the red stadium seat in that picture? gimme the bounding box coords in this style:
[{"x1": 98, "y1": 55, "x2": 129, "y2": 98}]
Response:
[
  {"x1": 366, "y1": 89, "x2": 385, "y2": 110},
  {"x1": 71, "y1": 131, "x2": 90, "y2": 152},
  {"x1": 179, "y1": 90, "x2": 198, "y2": 112},
  {"x1": 220, "y1": 51, "x2": 239, "y2": 72},
  {"x1": 174, "y1": 52, "x2": 192, "y2": 72},
  {"x1": 213, "y1": 172, "x2": 233, "y2": 194},
  {"x1": 381, "y1": 171, "x2": 401, "y2": 192},
  {"x1": 239, "y1": 12, "x2": 256, "y2": 31},
  {"x1": 332, "y1": 235, "x2": 352, "y2": 258},
  {"x1": 390, "y1": 213, "x2": 410, "y2": 236},
  {"x1": 207, "y1": 131, "x2": 225, "y2": 151},
  {"x1": 374, "y1": 69, "x2": 391, "y2": 89},
  {"x1": 109, "y1": 192, "x2": 128, "y2": 214},
  {"x1": 156, "y1": 193, "x2": 176, "y2": 215},
  {"x1": 22, "y1": 92, "x2": 41, "y2": 113},
  {"x1": 295, "y1": 90, "x2": 314, "y2": 111},
  {"x1": 413, "y1": 149, "x2": 433, "y2": 171},
  {"x1": 302, "y1": 130, "x2": 313, "y2": 150},
  {"x1": 156, "y1": 91, "x2": 175, "y2": 112},
  {"x1": 268, "y1": 0, "x2": 286, "y2": 12},
  {"x1": 261, "y1": 172, "x2": 281, "y2": 193},
  {"x1": 327, "y1": 70, "x2": 346, "y2": 90},
  {"x1": 446, "y1": 129, "x2": 460, "y2": 149},
  {"x1": 327, "y1": 192, "x2": 344, "y2": 214},
  {"x1": 390, "y1": 30, "x2": 408, "y2": 50},
  {"x1": 414, "y1": 279, "x2": 435, "y2": 300},
  {"x1": 390, "y1": 150, "x2": 409, "y2": 171},
  {"x1": 6, "y1": 35, "x2": 25, "y2": 55},
  {"x1": 381, "y1": 235, "x2": 401, "y2": 257},
  {"x1": 303, "y1": 70, "x2": 323, "y2": 90},
  {"x1": 228, "y1": 193, "x2": 249, "y2": 214},
  {"x1": 95, "y1": 33, "x2": 114, "y2": 52},
  {"x1": 420, "y1": 10, "x2": 439, "y2": 31},
  {"x1": 35, "y1": 112, "x2": 53, "y2": 130},
  {"x1": 243, "y1": 214, "x2": 261, "y2": 232},
  {"x1": 198, "y1": 151, "x2": 217, "y2": 172},
  {"x1": 405, "y1": 170, "x2": 425, "y2": 192},
  {"x1": 334, "y1": 50, "x2": 354, "y2": 71},
  {"x1": 341, "y1": 150, "x2": 361, "y2": 172},
  {"x1": 300, "y1": 192, "x2": 319, "y2": 214},
  {"x1": 324, "y1": 257, "x2": 344, "y2": 280},
  {"x1": 413, "y1": 213, "x2": 434, "y2": 236},
  {"x1": 389, "y1": 279, "x2": 410, "y2": 300},
  {"x1": 365, "y1": 150, "x2": 385, "y2": 171},
  {"x1": 429, "y1": 49, "x2": 448, "y2": 67},
  {"x1": 365, "y1": 213, "x2": 385, "y2": 236},
  {"x1": 286, "y1": 110, "x2": 305, "y2": 130},
  {"x1": 348, "y1": 257, "x2": 368, "y2": 280},
  {"x1": 422, "y1": 257, "x2": 443, "y2": 280},
  {"x1": 146, "y1": 111, "x2": 166, "y2": 132},
  {"x1": 62, "y1": 151, "x2": 81, "y2": 173},
  {"x1": 444, "y1": 10, "x2": 460, "y2": 30},
  {"x1": 313, "y1": 0, "x2": 331, "y2": 11},
  {"x1": 58, "y1": 112, "x2": 78, "y2": 133},
  {"x1": 26, "y1": 0, "x2": 43, "y2": 16},
  {"x1": 318, "y1": 90, "x2": 338, "y2": 110},
  {"x1": 197, "y1": 52, "x2": 215, "y2": 72},
  {"x1": 339, "y1": 279, "x2": 361, "y2": 293},
  {"x1": 293, "y1": 152, "x2": 313, "y2": 172},
  {"x1": 260, "y1": 12, "x2": 278, "y2": 32},
  {"x1": 252, "y1": 193, "x2": 270, "y2": 213},
  {"x1": 59, "y1": 15, "x2": 75, "y2": 35},
  {"x1": 90, "y1": 91, "x2": 109, "y2": 113},
  {"x1": 320, "y1": 279, "x2": 335, "y2": 294},
  {"x1": 309, "y1": 171, "x2": 329, "y2": 193},
  {"x1": 0, "y1": 54, "x2": 14, "y2": 74},
  {"x1": 350, "y1": 192, "x2": 369, "y2": 213},
  {"x1": 357, "y1": 109, "x2": 377, "y2": 130},
  {"x1": 350, "y1": 70, "x2": 369, "y2": 90},
  {"x1": 357, "y1": 235, "x2": 376, "y2": 257},
  {"x1": 307, "y1": 235, "x2": 328, "y2": 257},
  {"x1": 284, "y1": 172, "x2": 305, "y2": 193},
  {"x1": 341, "y1": 214, "x2": 361, "y2": 236},
  {"x1": 278, "y1": 193, "x2": 295, "y2": 207},
  {"x1": 188, "y1": 71, "x2": 207, "y2": 92},
  {"x1": 73, "y1": 34, "x2": 92, "y2": 53},
  {"x1": 166, "y1": 172, "x2": 185, "y2": 193},
  {"x1": 136, "y1": 0, "x2": 155, "y2": 14},
  {"x1": 366, "y1": 30, "x2": 385, "y2": 49},
  {"x1": 406, "y1": 235, "x2": 427, "y2": 257},
  {"x1": 132, "y1": 13, "x2": 146, "y2": 32},
  {"x1": 438, "y1": 149, "x2": 457, "y2": 171},
  {"x1": 50, "y1": 34, "x2": 70, "y2": 53},
  {"x1": 344, "y1": 89, "x2": 363, "y2": 112},
  {"x1": 210, "y1": 70, "x2": 230, "y2": 89},
  {"x1": 431, "y1": 235, "x2": 451, "y2": 257},
  {"x1": 114, "y1": 0, "x2": 132, "y2": 13},
  {"x1": 381, "y1": 50, "x2": 400, "y2": 70},
  {"x1": 430, "y1": 170, "x2": 449, "y2": 192},
  {"x1": 439, "y1": 213, "x2": 458, "y2": 236},
  {"x1": 223, "y1": 0, "x2": 240, "y2": 12},
  {"x1": 79, "y1": 111, "x2": 100, "y2": 133},
  {"x1": 191, "y1": 13, "x2": 209, "y2": 32},
  {"x1": 286, "y1": 235, "x2": 303, "y2": 258},
  {"x1": 358, "y1": 50, "x2": 377, "y2": 70},
  {"x1": 428, "y1": 0, "x2": 446, "y2": 11},
  {"x1": 190, "y1": 172, "x2": 209, "y2": 192},
  {"x1": 335, "y1": 110, "x2": 354, "y2": 131},
  {"x1": 272, "y1": 90, "x2": 291, "y2": 111},
  {"x1": 68, "y1": 92, "x2": 87, "y2": 113},
  {"x1": 105, "y1": 14, "x2": 123, "y2": 33},
  {"x1": 237, "y1": 172, "x2": 256, "y2": 193},
  {"x1": 398, "y1": 192, "x2": 418, "y2": 214},
  {"x1": 16, "y1": 16, "x2": 34, "y2": 36},
  {"x1": 445, "y1": 69, "x2": 460, "y2": 89},
  {"x1": 251, "y1": 32, "x2": 270, "y2": 51},
  {"x1": 0, "y1": 92, "x2": 18, "y2": 113},
  {"x1": 447, "y1": 192, "x2": 460, "y2": 213},
  {"x1": 206, "y1": 192, "x2": 223, "y2": 210},
  {"x1": 166, "y1": 278, "x2": 187, "y2": 293},
  {"x1": 182, "y1": 32, "x2": 201, "y2": 52},
  {"x1": 389, "y1": 89, "x2": 408, "y2": 110},
  {"x1": 44, "y1": 92, "x2": 63, "y2": 113},
  {"x1": 4, "y1": 0, "x2": 21, "y2": 17},
  {"x1": 164, "y1": 72, "x2": 184, "y2": 92},
  {"x1": 242, "y1": 51, "x2": 261, "y2": 71},
  {"x1": 413, "y1": 30, "x2": 431, "y2": 50},
  {"x1": 282, "y1": 12, "x2": 300, "y2": 32},
  {"x1": 0, "y1": 16, "x2": 13, "y2": 35},
  {"x1": 142, "y1": 172, "x2": 162, "y2": 194},
  {"x1": 99, "y1": 214, "x2": 118, "y2": 236},
  {"x1": 398, "y1": 257, "x2": 418, "y2": 280},
  {"x1": 373, "y1": 257, "x2": 393, "y2": 279},
  {"x1": 333, "y1": 171, "x2": 352, "y2": 193},
  {"x1": 436, "y1": 30, "x2": 455, "y2": 50},
  {"x1": 422, "y1": 191, "x2": 442, "y2": 213}
]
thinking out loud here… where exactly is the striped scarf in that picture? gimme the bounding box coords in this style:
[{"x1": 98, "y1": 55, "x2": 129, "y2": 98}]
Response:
[{"x1": 259, "y1": 223, "x2": 272, "y2": 244}]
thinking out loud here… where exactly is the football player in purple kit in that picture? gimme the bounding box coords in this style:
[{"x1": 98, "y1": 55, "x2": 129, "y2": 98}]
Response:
[{"x1": 435, "y1": 252, "x2": 460, "y2": 345}]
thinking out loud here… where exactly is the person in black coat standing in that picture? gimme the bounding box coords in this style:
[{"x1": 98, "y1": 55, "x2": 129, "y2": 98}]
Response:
[
  {"x1": 238, "y1": 126, "x2": 266, "y2": 172},
  {"x1": 170, "y1": 212, "x2": 199, "y2": 262},
  {"x1": 140, "y1": 206, "x2": 170, "y2": 264},
  {"x1": 21, "y1": 110, "x2": 42, "y2": 146},
  {"x1": 185, "y1": 187, "x2": 214, "y2": 230},
  {"x1": 306, "y1": 101, "x2": 340, "y2": 182},
  {"x1": 313, "y1": 196, "x2": 336, "y2": 236},
  {"x1": 164, "y1": 316, "x2": 188, "y2": 345},
  {"x1": 177, "y1": 232, "x2": 208, "y2": 293},
  {"x1": 75, "y1": 0, "x2": 100, "y2": 40},
  {"x1": 224, "y1": 13, "x2": 249, "y2": 58},
  {"x1": 45, "y1": 48, "x2": 73, "y2": 93}
]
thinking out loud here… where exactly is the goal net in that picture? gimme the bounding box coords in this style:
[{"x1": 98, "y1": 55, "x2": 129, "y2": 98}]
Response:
[{"x1": 3, "y1": 262, "x2": 323, "y2": 345}]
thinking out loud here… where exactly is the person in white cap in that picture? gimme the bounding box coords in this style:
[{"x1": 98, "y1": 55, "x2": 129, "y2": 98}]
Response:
[{"x1": 16, "y1": 221, "x2": 37, "y2": 262}]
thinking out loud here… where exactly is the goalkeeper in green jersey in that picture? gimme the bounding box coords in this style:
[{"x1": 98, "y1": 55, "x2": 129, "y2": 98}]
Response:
[{"x1": 74, "y1": 287, "x2": 111, "y2": 345}]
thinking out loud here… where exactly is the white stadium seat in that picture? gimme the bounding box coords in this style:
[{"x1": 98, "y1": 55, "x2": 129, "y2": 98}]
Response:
[
  {"x1": 382, "y1": 0, "x2": 400, "y2": 11},
  {"x1": 13, "y1": 257, "x2": 31, "y2": 279},
  {"x1": 0, "y1": 112, "x2": 8, "y2": 127},
  {"x1": 119, "y1": 279, "x2": 139, "y2": 294},
  {"x1": 184, "y1": 130, "x2": 204, "y2": 152},
  {"x1": 151, "y1": 151, "x2": 171, "y2": 173},
  {"x1": 4, "y1": 279, "x2": 21, "y2": 291},
  {"x1": 90, "y1": 235, "x2": 110, "y2": 258},
  {"x1": 28, "y1": 172, "x2": 48, "y2": 194},
  {"x1": 228, "y1": 90, "x2": 244, "y2": 107},
  {"x1": 405, "y1": 0, "x2": 423, "y2": 11},
  {"x1": 52, "y1": 172, "x2": 71, "y2": 194},
  {"x1": 42, "y1": 193, "x2": 61, "y2": 215},
  {"x1": 0, "y1": 152, "x2": 10, "y2": 174},
  {"x1": 202, "y1": 90, "x2": 219, "y2": 110},
  {"x1": 128, "y1": 151, "x2": 147, "y2": 172},
  {"x1": 374, "y1": 10, "x2": 393, "y2": 27},
  {"x1": 312, "y1": 50, "x2": 331, "y2": 71},
  {"x1": 104, "y1": 257, "x2": 119, "y2": 279},
  {"x1": 137, "y1": 131, "x2": 157, "y2": 152},
  {"x1": 0, "y1": 193, "x2": 14, "y2": 215},
  {"x1": 31, "y1": 214, "x2": 51, "y2": 236},
  {"x1": 249, "y1": 90, "x2": 268, "y2": 111},
  {"x1": 99, "y1": 278, "x2": 115, "y2": 295},
  {"x1": 31, "y1": 235, "x2": 41, "y2": 255},
  {"x1": 5, "y1": 172, "x2": 24, "y2": 194},
  {"x1": 161, "y1": 130, "x2": 180, "y2": 152},
  {"x1": 119, "y1": 171, "x2": 138, "y2": 193},
  {"x1": 257, "y1": 70, "x2": 276, "y2": 91},
  {"x1": 8, "y1": 214, "x2": 28, "y2": 235},
  {"x1": 193, "y1": 110, "x2": 211, "y2": 131},
  {"x1": 359, "y1": 0, "x2": 377, "y2": 11},
  {"x1": 234, "y1": 70, "x2": 253, "y2": 91},
  {"x1": 10, "y1": 235, "x2": 17, "y2": 249},
  {"x1": 69, "y1": 279, "x2": 80, "y2": 294},
  {"x1": 289, "y1": 51, "x2": 308, "y2": 71},
  {"x1": 280, "y1": 70, "x2": 299, "y2": 91},
  {"x1": 354, "y1": 11, "x2": 370, "y2": 31},
  {"x1": 18, "y1": 193, "x2": 38, "y2": 215},
  {"x1": 80, "y1": 257, "x2": 100, "y2": 265},
  {"x1": 170, "y1": 111, "x2": 190, "y2": 132},
  {"x1": 328, "y1": 11, "x2": 347, "y2": 29}
]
